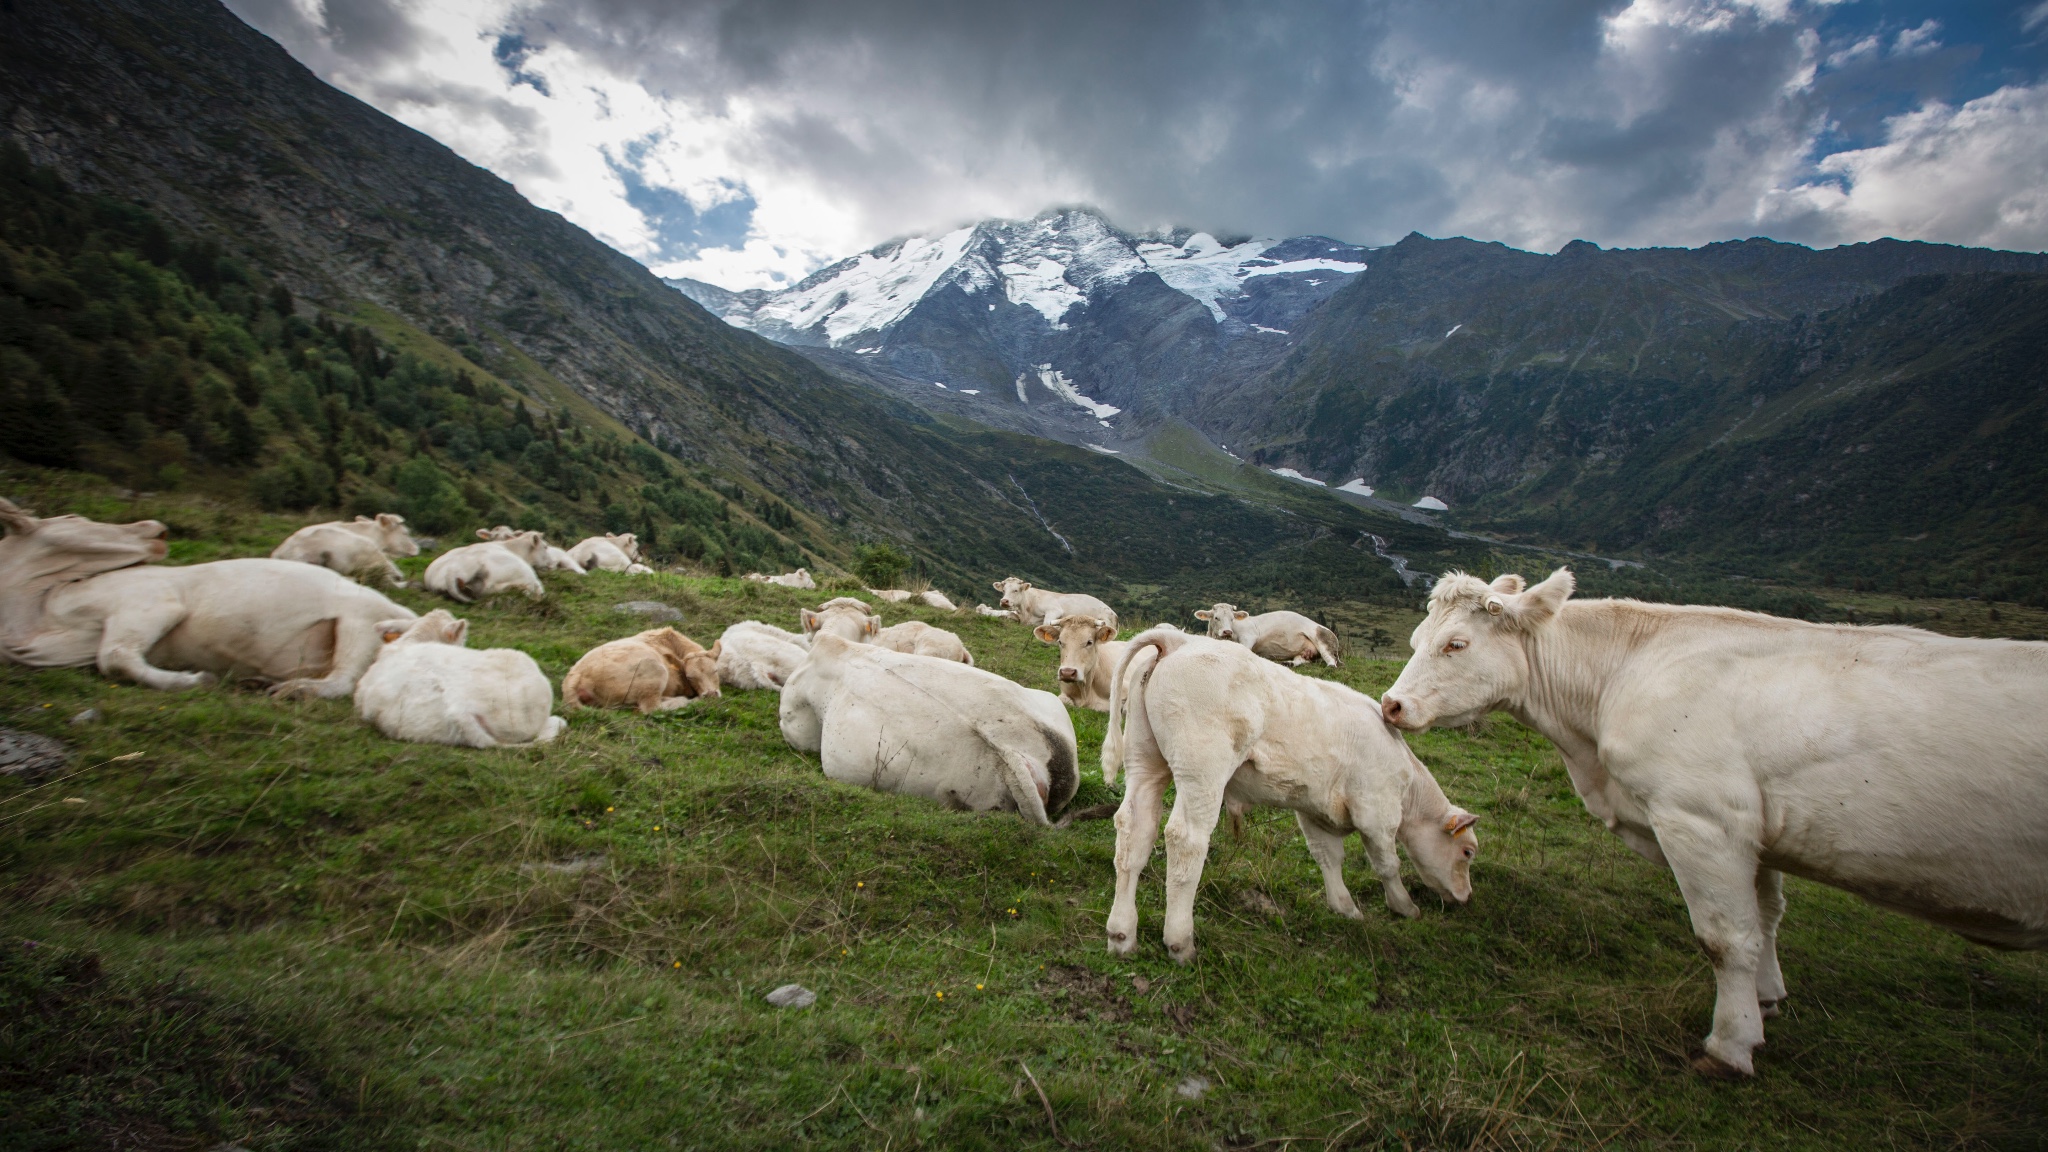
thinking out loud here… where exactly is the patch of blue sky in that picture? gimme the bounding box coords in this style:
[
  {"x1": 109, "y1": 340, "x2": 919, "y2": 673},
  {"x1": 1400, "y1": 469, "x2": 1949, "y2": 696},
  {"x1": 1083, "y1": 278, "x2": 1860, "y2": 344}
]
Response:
[
  {"x1": 1807, "y1": 1, "x2": 2047, "y2": 154},
  {"x1": 492, "y1": 33, "x2": 550, "y2": 98},
  {"x1": 605, "y1": 137, "x2": 756, "y2": 262}
]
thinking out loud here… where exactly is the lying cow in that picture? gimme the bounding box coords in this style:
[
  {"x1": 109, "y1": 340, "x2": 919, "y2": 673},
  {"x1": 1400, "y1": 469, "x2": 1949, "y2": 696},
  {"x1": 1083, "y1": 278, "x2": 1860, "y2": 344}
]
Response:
[
  {"x1": 869, "y1": 588, "x2": 958, "y2": 610},
  {"x1": 563, "y1": 628, "x2": 721, "y2": 712},
  {"x1": 272, "y1": 513, "x2": 419, "y2": 585},
  {"x1": 1102, "y1": 628, "x2": 1477, "y2": 962},
  {"x1": 993, "y1": 576, "x2": 1117, "y2": 631},
  {"x1": 1196, "y1": 603, "x2": 1340, "y2": 666},
  {"x1": 780, "y1": 632, "x2": 1077, "y2": 823},
  {"x1": 568, "y1": 533, "x2": 652, "y2": 574},
  {"x1": 1035, "y1": 615, "x2": 1127, "y2": 711},
  {"x1": 975, "y1": 604, "x2": 1018, "y2": 620},
  {"x1": 867, "y1": 588, "x2": 913, "y2": 603},
  {"x1": 423, "y1": 535, "x2": 547, "y2": 602},
  {"x1": 0, "y1": 497, "x2": 415, "y2": 697},
  {"x1": 481, "y1": 526, "x2": 584, "y2": 573},
  {"x1": 746, "y1": 568, "x2": 816, "y2": 589},
  {"x1": 355, "y1": 610, "x2": 566, "y2": 747},
  {"x1": 802, "y1": 597, "x2": 972, "y2": 664},
  {"x1": 1380, "y1": 569, "x2": 2048, "y2": 1078},
  {"x1": 715, "y1": 620, "x2": 809, "y2": 691}
]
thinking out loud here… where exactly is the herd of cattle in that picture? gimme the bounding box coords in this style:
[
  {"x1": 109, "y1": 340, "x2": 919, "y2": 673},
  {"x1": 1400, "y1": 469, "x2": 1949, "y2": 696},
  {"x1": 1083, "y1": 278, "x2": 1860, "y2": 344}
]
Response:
[{"x1": 1, "y1": 497, "x2": 2042, "y2": 1078}]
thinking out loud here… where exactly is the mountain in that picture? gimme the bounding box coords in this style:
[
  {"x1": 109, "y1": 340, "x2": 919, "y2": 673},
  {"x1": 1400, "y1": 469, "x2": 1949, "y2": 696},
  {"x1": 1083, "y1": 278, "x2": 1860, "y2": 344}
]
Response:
[
  {"x1": 0, "y1": 0, "x2": 1501, "y2": 616},
  {"x1": 681, "y1": 215, "x2": 2048, "y2": 602}
]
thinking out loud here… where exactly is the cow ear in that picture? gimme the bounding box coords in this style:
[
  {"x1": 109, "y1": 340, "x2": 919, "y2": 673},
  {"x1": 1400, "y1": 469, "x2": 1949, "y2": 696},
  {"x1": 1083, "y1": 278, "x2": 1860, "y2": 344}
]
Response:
[
  {"x1": 1097, "y1": 624, "x2": 1117, "y2": 643},
  {"x1": 1034, "y1": 624, "x2": 1058, "y2": 643},
  {"x1": 1444, "y1": 812, "x2": 1479, "y2": 836},
  {"x1": 447, "y1": 619, "x2": 470, "y2": 646},
  {"x1": 376, "y1": 617, "x2": 412, "y2": 643},
  {"x1": 1194, "y1": 610, "x2": 1210, "y2": 620},
  {"x1": 800, "y1": 609, "x2": 820, "y2": 634},
  {"x1": 992, "y1": 581, "x2": 1004, "y2": 590},
  {"x1": 865, "y1": 615, "x2": 881, "y2": 636},
  {"x1": 476, "y1": 529, "x2": 492, "y2": 540},
  {"x1": 708, "y1": 640, "x2": 722, "y2": 659},
  {"x1": 1489, "y1": 573, "x2": 1526, "y2": 595},
  {"x1": 1234, "y1": 611, "x2": 1248, "y2": 621},
  {"x1": 1515, "y1": 568, "x2": 1575, "y2": 627}
]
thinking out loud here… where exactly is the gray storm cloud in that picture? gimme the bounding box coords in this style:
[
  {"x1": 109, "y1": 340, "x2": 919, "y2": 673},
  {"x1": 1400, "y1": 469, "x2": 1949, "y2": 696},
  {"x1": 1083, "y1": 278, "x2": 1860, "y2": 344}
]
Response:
[{"x1": 225, "y1": 0, "x2": 2048, "y2": 260}]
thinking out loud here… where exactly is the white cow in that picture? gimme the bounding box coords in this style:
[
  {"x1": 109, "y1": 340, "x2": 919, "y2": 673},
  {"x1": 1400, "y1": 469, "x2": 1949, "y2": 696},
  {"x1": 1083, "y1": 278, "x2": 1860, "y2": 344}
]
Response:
[
  {"x1": 716, "y1": 620, "x2": 810, "y2": 691},
  {"x1": 0, "y1": 498, "x2": 415, "y2": 698},
  {"x1": 976, "y1": 604, "x2": 1018, "y2": 620},
  {"x1": 568, "y1": 533, "x2": 648, "y2": 573},
  {"x1": 423, "y1": 535, "x2": 546, "y2": 603},
  {"x1": 866, "y1": 588, "x2": 913, "y2": 603},
  {"x1": 479, "y1": 526, "x2": 584, "y2": 573},
  {"x1": 1103, "y1": 628, "x2": 1477, "y2": 962},
  {"x1": 992, "y1": 577, "x2": 1118, "y2": 631},
  {"x1": 801, "y1": 597, "x2": 972, "y2": 664},
  {"x1": 1035, "y1": 615, "x2": 1127, "y2": 711},
  {"x1": 1195, "y1": 603, "x2": 1341, "y2": 666},
  {"x1": 272, "y1": 514, "x2": 419, "y2": 585},
  {"x1": 916, "y1": 590, "x2": 958, "y2": 611},
  {"x1": 355, "y1": 610, "x2": 566, "y2": 747},
  {"x1": 780, "y1": 633, "x2": 1078, "y2": 823},
  {"x1": 746, "y1": 568, "x2": 816, "y2": 589},
  {"x1": 1380, "y1": 569, "x2": 2048, "y2": 1077}
]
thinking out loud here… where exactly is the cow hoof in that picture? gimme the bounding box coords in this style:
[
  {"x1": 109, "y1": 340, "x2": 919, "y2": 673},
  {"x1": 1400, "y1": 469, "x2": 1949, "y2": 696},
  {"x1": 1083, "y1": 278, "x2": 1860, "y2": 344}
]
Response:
[
  {"x1": 1165, "y1": 942, "x2": 1196, "y2": 966},
  {"x1": 1689, "y1": 1053, "x2": 1752, "y2": 1080}
]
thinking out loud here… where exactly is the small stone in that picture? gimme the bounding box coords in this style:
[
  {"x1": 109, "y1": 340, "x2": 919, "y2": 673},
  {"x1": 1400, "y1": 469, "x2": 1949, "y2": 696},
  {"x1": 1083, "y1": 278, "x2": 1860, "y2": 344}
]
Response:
[
  {"x1": 69, "y1": 708, "x2": 101, "y2": 726},
  {"x1": 517, "y1": 855, "x2": 607, "y2": 877},
  {"x1": 614, "y1": 601, "x2": 683, "y2": 623},
  {"x1": 1175, "y1": 1076, "x2": 1210, "y2": 1100},
  {"x1": 765, "y1": 983, "x2": 816, "y2": 1009},
  {"x1": 0, "y1": 728, "x2": 67, "y2": 778}
]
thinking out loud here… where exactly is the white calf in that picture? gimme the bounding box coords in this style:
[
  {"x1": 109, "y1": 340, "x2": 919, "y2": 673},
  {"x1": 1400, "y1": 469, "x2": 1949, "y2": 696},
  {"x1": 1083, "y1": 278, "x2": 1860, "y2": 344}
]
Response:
[{"x1": 354, "y1": 610, "x2": 566, "y2": 747}]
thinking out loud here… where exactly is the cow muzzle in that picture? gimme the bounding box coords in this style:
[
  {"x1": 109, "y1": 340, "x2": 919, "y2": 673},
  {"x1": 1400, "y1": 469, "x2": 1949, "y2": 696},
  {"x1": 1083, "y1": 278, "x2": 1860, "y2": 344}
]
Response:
[
  {"x1": 1217, "y1": 629, "x2": 1234, "y2": 640},
  {"x1": 1381, "y1": 694, "x2": 1421, "y2": 730},
  {"x1": 1058, "y1": 667, "x2": 1080, "y2": 682}
]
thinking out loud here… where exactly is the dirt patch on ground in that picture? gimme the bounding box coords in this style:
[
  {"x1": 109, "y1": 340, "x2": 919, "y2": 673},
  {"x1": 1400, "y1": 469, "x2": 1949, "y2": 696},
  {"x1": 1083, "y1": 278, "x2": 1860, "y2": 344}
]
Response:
[{"x1": 1037, "y1": 963, "x2": 1133, "y2": 1024}]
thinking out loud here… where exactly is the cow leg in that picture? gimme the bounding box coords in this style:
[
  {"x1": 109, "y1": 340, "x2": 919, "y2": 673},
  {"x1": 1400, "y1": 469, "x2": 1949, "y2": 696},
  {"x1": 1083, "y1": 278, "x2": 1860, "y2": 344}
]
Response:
[
  {"x1": 1652, "y1": 808, "x2": 1767, "y2": 1077},
  {"x1": 1359, "y1": 823, "x2": 1420, "y2": 918},
  {"x1": 1295, "y1": 812, "x2": 1364, "y2": 920},
  {"x1": 272, "y1": 618, "x2": 378, "y2": 700},
  {"x1": 1160, "y1": 769, "x2": 1228, "y2": 964},
  {"x1": 1107, "y1": 758, "x2": 1169, "y2": 956},
  {"x1": 97, "y1": 603, "x2": 214, "y2": 691},
  {"x1": 1755, "y1": 867, "x2": 1788, "y2": 1017}
]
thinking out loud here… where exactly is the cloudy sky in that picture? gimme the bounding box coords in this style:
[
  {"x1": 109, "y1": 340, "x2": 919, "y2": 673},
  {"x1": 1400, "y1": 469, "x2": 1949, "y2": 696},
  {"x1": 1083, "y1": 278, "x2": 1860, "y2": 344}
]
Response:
[{"x1": 225, "y1": 0, "x2": 2048, "y2": 289}]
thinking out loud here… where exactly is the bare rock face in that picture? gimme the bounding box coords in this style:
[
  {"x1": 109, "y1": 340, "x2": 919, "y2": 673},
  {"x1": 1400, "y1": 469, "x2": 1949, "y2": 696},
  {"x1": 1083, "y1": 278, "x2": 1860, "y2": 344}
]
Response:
[{"x1": 0, "y1": 728, "x2": 68, "y2": 778}]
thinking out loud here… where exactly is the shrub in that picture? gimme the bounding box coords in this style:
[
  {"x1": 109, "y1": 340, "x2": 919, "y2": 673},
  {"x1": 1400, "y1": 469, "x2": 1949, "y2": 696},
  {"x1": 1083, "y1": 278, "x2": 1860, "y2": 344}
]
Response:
[
  {"x1": 853, "y1": 542, "x2": 909, "y2": 588},
  {"x1": 251, "y1": 456, "x2": 334, "y2": 511},
  {"x1": 393, "y1": 456, "x2": 467, "y2": 534}
]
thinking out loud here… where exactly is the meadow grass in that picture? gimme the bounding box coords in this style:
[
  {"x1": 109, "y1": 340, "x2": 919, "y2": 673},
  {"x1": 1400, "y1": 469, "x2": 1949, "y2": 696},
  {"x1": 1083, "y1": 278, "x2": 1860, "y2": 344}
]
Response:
[{"x1": 2, "y1": 564, "x2": 2044, "y2": 1151}]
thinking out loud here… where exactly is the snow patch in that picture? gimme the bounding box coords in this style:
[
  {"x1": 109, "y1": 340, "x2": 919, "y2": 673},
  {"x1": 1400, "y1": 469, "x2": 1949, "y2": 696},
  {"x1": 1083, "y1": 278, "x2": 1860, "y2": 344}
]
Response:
[
  {"x1": 854, "y1": 347, "x2": 880, "y2": 355},
  {"x1": 933, "y1": 382, "x2": 948, "y2": 389},
  {"x1": 750, "y1": 226, "x2": 976, "y2": 345},
  {"x1": 959, "y1": 389, "x2": 980, "y2": 396},
  {"x1": 999, "y1": 256, "x2": 1086, "y2": 327},
  {"x1": 1019, "y1": 364, "x2": 1120, "y2": 420},
  {"x1": 1136, "y1": 234, "x2": 1366, "y2": 321},
  {"x1": 1268, "y1": 467, "x2": 1327, "y2": 487},
  {"x1": 1413, "y1": 496, "x2": 1449, "y2": 511},
  {"x1": 1085, "y1": 444, "x2": 1120, "y2": 454},
  {"x1": 1444, "y1": 324, "x2": 1462, "y2": 339},
  {"x1": 1337, "y1": 479, "x2": 1374, "y2": 496},
  {"x1": 1252, "y1": 325, "x2": 1290, "y2": 335}
]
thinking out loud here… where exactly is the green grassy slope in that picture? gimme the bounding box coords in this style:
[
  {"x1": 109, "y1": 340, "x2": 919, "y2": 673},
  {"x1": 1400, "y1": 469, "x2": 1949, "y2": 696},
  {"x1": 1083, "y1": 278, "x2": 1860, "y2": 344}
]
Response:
[{"x1": 3, "y1": 539, "x2": 2041, "y2": 1149}]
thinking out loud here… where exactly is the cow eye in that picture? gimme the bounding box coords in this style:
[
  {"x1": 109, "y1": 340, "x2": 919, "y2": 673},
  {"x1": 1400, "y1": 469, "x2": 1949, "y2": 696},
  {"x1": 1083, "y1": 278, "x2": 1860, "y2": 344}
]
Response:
[
  {"x1": 1462, "y1": 847, "x2": 1474, "y2": 859},
  {"x1": 1443, "y1": 639, "x2": 1468, "y2": 654}
]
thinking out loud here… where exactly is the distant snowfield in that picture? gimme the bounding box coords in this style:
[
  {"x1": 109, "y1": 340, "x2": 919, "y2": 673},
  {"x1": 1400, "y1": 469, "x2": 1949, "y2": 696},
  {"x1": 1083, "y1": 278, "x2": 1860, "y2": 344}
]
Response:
[
  {"x1": 1413, "y1": 496, "x2": 1449, "y2": 511},
  {"x1": 1337, "y1": 478, "x2": 1374, "y2": 496},
  {"x1": 1022, "y1": 364, "x2": 1119, "y2": 420},
  {"x1": 1136, "y1": 232, "x2": 1367, "y2": 321},
  {"x1": 1267, "y1": 467, "x2": 1327, "y2": 487}
]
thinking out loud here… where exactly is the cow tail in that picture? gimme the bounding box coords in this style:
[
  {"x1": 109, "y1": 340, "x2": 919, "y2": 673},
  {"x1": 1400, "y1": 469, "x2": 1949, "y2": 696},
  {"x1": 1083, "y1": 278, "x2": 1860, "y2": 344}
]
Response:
[
  {"x1": 1101, "y1": 627, "x2": 1183, "y2": 787},
  {"x1": 1315, "y1": 625, "x2": 1342, "y2": 667},
  {"x1": 972, "y1": 719, "x2": 1053, "y2": 827}
]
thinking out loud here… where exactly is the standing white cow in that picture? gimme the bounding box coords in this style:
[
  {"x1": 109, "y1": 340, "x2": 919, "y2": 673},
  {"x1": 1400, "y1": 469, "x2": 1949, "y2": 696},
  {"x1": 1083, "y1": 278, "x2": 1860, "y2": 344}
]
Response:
[
  {"x1": 423, "y1": 535, "x2": 547, "y2": 603},
  {"x1": 272, "y1": 514, "x2": 419, "y2": 585},
  {"x1": 1379, "y1": 569, "x2": 2048, "y2": 1078},
  {"x1": 355, "y1": 610, "x2": 566, "y2": 747},
  {"x1": 1102, "y1": 628, "x2": 1477, "y2": 962},
  {"x1": 715, "y1": 620, "x2": 810, "y2": 691},
  {"x1": 780, "y1": 633, "x2": 1078, "y2": 823},
  {"x1": 0, "y1": 498, "x2": 415, "y2": 698},
  {"x1": 1195, "y1": 603, "x2": 1341, "y2": 666},
  {"x1": 1035, "y1": 615, "x2": 1127, "y2": 711},
  {"x1": 992, "y1": 577, "x2": 1117, "y2": 632}
]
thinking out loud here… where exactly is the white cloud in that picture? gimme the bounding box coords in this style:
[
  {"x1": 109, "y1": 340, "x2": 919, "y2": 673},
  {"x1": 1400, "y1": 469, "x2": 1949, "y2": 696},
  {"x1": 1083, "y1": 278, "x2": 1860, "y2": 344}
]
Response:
[
  {"x1": 1761, "y1": 84, "x2": 2048, "y2": 250},
  {"x1": 1890, "y1": 19, "x2": 1942, "y2": 57}
]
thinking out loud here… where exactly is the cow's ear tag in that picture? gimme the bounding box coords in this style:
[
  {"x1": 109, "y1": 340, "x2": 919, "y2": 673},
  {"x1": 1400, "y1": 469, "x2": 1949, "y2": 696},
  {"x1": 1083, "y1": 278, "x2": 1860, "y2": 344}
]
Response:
[{"x1": 381, "y1": 629, "x2": 405, "y2": 643}]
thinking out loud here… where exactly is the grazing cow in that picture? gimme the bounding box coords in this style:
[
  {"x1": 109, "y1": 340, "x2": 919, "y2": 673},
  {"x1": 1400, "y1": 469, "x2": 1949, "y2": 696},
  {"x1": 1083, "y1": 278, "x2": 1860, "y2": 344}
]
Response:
[
  {"x1": 745, "y1": 568, "x2": 816, "y2": 589},
  {"x1": 568, "y1": 533, "x2": 643, "y2": 573},
  {"x1": 1035, "y1": 615, "x2": 1126, "y2": 711},
  {"x1": 780, "y1": 632, "x2": 1078, "y2": 823},
  {"x1": 355, "y1": 610, "x2": 566, "y2": 747},
  {"x1": 0, "y1": 498, "x2": 416, "y2": 697},
  {"x1": 272, "y1": 514, "x2": 418, "y2": 585},
  {"x1": 563, "y1": 628, "x2": 721, "y2": 712},
  {"x1": 992, "y1": 577, "x2": 1117, "y2": 631},
  {"x1": 715, "y1": 620, "x2": 809, "y2": 691},
  {"x1": 1379, "y1": 569, "x2": 2048, "y2": 1077},
  {"x1": 1101, "y1": 628, "x2": 1477, "y2": 962},
  {"x1": 423, "y1": 535, "x2": 546, "y2": 602},
  {"x1": 482, "y1": 527, "x2": 586, "y2": 574},
  {"x1": 1195, "y1": 603, "x2": 1341, "y2": 666},
  {"x1": 875, "y1": 620, "x2": 974, "y2": 665}
]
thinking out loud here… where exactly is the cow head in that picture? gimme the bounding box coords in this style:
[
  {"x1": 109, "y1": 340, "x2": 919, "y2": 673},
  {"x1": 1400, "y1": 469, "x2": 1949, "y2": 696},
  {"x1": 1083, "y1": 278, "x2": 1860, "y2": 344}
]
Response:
[
  {"x1": 478, "y1": 525, "x2": 518, "y2": 541},
  {"x1": 1398, "y1": 802, "x2": 1480, "y2": 905},
  {"x1": 1381, "y1": 569, "x2": 1574, "y2": 731},
  {"x1": 388, "y1": 609, "x2": 468, "y2": 648},
  {"x1": 802, "y1": 598, "x2": 880, "y2": 644},
  {"x1": 993, "y1": 576, "x2": 1031, "y2": 610},
  {"x1": 0, "y1": 498, "x2": 169, "y2": 653},
  {"x1": 494, "y1": 530, "x2": 550, "y2": 564},
  {"x1": 1035, "y1": 615, "x2": 1115, "y2": 683},
  {"x1": 608, "y1": 533, "x2": 641, "y2": 562},
  {"x1": 358, "y1": 512, "x2": 419, "y2": 556},
  {"x1": 640, "y1": 628, "x2": 720, "y2": 699},
  {"x1": 1192, "y1": 603, "x2": 1249, "y2": 640}
]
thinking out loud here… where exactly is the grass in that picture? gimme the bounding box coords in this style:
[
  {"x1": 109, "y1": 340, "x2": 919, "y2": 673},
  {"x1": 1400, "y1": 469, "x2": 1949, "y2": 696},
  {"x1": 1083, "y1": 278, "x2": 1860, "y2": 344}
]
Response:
[{"x1": 2, "y1": 549, "x2": 2044, "y2": 1150}]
